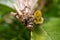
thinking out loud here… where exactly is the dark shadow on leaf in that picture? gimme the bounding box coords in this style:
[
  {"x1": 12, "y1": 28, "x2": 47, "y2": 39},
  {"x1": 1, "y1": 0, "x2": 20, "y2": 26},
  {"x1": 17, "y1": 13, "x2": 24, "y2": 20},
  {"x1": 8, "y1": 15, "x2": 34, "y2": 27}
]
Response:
[{"x1": 33, "y1": 24, "x2": 43, "y2": 35}]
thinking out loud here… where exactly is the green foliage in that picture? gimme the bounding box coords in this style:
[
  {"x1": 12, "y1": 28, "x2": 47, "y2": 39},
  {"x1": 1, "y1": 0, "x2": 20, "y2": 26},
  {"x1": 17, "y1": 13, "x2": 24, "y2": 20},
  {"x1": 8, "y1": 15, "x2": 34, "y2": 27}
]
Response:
[
  {"x1": 0, "y1": 0, "x2": 60, "y2": 40},
  {"x1": 0, "y1": 4, "x2": 30, "y2": 40},
  {"x1": 32, "y1": 0, "x2": 60, "y2": 40}
]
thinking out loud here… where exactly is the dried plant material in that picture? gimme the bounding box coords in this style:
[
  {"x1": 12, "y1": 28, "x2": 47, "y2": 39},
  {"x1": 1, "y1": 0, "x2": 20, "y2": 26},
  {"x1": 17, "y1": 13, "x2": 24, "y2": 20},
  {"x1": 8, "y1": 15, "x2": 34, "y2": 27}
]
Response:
[
  {"x1": 11, "y1": 0, "x2": 44, "y2": 31},
  {"x1": 13, "y1": 4, "x2": 22, "y2": 15},
  {"x1": 11, "y1": 12, "x2": 17, "y2": 16}
]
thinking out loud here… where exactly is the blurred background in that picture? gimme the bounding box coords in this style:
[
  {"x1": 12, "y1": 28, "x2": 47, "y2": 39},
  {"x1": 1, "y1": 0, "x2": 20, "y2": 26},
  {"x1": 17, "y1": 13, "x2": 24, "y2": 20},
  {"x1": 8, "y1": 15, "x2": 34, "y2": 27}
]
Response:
[{"x1": 0, "y1": 0, "x2": 60, "y2": 40}]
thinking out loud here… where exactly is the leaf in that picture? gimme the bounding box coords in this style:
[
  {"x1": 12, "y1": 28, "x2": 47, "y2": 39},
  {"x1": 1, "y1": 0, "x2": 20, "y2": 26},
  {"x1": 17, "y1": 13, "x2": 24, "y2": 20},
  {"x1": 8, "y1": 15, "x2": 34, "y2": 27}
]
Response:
[
  {"x1": 0, "y1": 4, "x2": 30, "y2": 40},
  {"x1": 32, "y1": 0, "x2": 60, "y2": 40},
  {"x1": 32, "y1": 17, "x2": 60, "y2": 40},
  {"x1": 0, "y1": 0, "x2": 60, "y2": 40}
]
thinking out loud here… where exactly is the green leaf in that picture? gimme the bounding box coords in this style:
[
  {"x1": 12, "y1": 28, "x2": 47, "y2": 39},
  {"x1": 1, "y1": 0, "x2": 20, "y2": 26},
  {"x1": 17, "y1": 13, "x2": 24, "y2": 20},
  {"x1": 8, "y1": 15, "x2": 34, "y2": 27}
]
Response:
[
  {"x1": 32, "y1": 17, "x2": 60, "y2": 40},
  {"x1": 0, "y1": 4, "x2": 30, "y2": 40},
  {"x1": 32, "y1": 0, "x2": 60, "y2": 40},
  {"x1": 0, "y1": 0, "x2": 60, "y2": 40}
]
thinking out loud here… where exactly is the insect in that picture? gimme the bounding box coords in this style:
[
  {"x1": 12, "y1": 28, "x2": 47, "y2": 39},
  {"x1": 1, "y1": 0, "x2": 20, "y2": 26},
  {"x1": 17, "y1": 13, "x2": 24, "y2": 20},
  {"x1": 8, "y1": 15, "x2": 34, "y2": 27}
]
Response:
[{"x1": 11, "y1": 0, "x2": 44, "y2": 31}]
